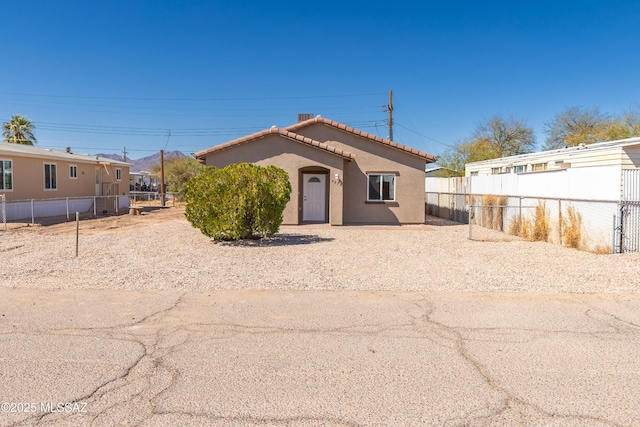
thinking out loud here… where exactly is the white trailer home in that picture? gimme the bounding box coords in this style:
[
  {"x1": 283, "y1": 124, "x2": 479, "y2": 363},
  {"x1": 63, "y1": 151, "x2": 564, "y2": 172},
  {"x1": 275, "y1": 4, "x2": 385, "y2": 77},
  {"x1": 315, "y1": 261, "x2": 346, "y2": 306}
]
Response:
[{"x1": 426, "y1": 137, "x2": 640, "y2": 253}]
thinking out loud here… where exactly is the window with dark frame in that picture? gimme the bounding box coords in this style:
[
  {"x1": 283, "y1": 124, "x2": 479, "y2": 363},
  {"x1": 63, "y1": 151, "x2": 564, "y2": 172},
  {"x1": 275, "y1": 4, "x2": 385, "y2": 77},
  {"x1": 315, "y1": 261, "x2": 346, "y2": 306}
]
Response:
[
  {"x1": 70, "y1": 165, "x2": 77, "y2": 179},
  {"x1": 367, "y1": 173, "x2": 396, "y2": 201},
  {"x1": 44, "y1": 163, "x2": 57, "y2": 190},
  {"x1": 0, "y1": 160, "x2": 12, "y2": 190}
]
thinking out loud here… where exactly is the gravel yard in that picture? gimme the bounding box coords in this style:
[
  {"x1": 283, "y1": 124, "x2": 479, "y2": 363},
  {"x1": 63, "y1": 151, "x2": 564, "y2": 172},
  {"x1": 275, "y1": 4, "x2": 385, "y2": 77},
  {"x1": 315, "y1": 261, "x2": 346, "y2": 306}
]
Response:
[{"x1": 2, "y1": 206, "x2": 639, "y2": 293}]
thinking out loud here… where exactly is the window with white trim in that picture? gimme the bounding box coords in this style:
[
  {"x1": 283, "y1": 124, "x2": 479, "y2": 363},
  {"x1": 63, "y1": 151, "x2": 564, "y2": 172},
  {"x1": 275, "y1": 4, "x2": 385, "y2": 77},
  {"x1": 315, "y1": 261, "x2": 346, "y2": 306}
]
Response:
[
  {"x1": 116, "y1": 168, "x2": 122, "y2": 181},
  {"x1": 532, "y1": 163, "x2": 547, "y2": 172},
  {"x1": 0, "y1": 159, "x2": 13, "y2": 190},
  {"x1": 44, "y1": 163, "x2": 57, "y2": 190},
  {"x1": 367, "y1": 173, "x2": 396, "y2": 201},
  {"x1": 70, "y1": 165, "x2": 78, "y2": 179}
]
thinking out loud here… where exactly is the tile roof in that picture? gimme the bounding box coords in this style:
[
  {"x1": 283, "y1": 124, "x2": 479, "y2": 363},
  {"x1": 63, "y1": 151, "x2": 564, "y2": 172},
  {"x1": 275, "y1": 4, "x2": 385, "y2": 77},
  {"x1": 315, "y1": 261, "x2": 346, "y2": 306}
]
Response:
[
  {"x1": 193, "y1": 126, "x2": 355, "y2": 161},
  {"x1": 285, "y1": 116, "x2": 437, "y2": 162}
]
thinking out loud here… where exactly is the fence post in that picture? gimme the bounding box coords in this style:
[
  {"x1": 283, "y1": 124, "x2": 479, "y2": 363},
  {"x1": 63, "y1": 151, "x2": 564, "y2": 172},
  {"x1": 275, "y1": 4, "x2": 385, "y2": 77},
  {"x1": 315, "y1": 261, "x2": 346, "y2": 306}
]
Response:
[
  {"x1": 75, "y1": 212, "x2": 79, "y2": 257},
  {"x1": 518, "y1": 197, "x2": 522, "y2": 235},
  {"x1": 619, "y1": 202, "x2": 625, "y2": 253},
  {"x1": 1, "y1": 194, "x2": 5, "y2": 231},
  {"x1": 558, "y1": 199, "x2": 562, "y2": 245},
  {"x1": 31, "y1": 199, "x2": 35, "y2": 225},
  {"x1": 94, "y1": 197, "x2": 97, "y2": 217},
  {"x1": 115, "y1": 196, "x2": 119, "y2": 215},
  {"x1": 66, "y1": 198, "x2": 70, "y2": 221},
  {"x1": 612, "y1": 214, "x2": 617, "y2": 254},
  {"x1": 468, "y1": 205, "x2": 473, "y2": 240}
]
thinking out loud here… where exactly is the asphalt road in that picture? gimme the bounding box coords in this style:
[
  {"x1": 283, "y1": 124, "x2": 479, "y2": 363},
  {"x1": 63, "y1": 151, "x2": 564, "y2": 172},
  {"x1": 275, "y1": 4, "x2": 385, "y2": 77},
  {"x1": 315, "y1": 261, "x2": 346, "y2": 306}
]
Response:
[{"x1": 1, "y1": 289, "x2": 639, "y2": 426}]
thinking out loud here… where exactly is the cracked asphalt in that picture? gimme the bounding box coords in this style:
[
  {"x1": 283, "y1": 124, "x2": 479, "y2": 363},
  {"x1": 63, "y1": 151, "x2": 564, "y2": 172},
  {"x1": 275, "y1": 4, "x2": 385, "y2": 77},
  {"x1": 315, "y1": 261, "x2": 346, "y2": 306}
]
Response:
[{"x1": 1, "y1": 289, "x2": 639, "y2": 426}]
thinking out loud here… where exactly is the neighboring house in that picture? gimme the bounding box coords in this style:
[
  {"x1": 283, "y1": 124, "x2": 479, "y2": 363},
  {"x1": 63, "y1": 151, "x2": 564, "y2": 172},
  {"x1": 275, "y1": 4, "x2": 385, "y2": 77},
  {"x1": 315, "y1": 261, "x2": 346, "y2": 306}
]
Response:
[
  {"x1": 130, "y1": 171, "x2": 160, "y2": 191},
  {"x1": 0, "y1": 143, "x2": 131, "y2": 220},
  {"x1": 425, "y1": 137, "x2": 640, "y2": 253},
  {"x1": 425, "y1": 166, "x2": 444, "y2": 177},
  {"x1": 194, "y1": 115, "x2": 437, "y2": 225},
  {"x1": 463, "y1": 137, "x2": 640, "y2": 201}
]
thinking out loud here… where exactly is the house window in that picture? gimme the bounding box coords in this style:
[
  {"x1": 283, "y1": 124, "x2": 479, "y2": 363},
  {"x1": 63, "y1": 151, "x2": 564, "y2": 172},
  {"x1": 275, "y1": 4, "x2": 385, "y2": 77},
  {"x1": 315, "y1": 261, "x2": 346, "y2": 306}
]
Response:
[
  {"x1": 70, "y1": 165, "x2": 78, "y2": 179},
  {"x1": 44, "y1": 163, "x2": 57, "y2": 190},
  {"x1": 491, "y1": 167, "x2": 501, "y2": 175},
  {"x1": 469, "y1": 171, "x2": 479, "y2": 176},
  {"x1": 116, "y1": 168, "x2": 122, "y2": 181},
  {"x1": 514, "y1": 165, "x2": 525, "y2": 174},
  {"x1": 532, "y1": 163, "x2": 547, "y2": 172},
  {"x1": 367, "y1": 173, "x2": 396, "y2": 201},
  {"x1": 0, "y1": 160, "x2": 12, "y2": 190}
]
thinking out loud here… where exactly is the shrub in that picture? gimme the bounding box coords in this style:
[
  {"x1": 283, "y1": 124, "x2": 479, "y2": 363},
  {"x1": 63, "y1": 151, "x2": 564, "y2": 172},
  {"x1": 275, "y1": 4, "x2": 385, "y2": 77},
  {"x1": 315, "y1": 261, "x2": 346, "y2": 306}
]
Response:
[{"x1": 185, "y1": 163, "x2": 292, "y2": 240}]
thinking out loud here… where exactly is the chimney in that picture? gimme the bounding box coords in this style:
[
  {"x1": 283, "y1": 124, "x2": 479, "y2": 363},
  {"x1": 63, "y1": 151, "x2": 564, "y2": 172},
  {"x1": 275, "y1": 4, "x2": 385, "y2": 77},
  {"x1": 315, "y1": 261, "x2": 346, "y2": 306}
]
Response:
[{"x1": 297, "y1": 113, "x2": 314, "y2": 123}]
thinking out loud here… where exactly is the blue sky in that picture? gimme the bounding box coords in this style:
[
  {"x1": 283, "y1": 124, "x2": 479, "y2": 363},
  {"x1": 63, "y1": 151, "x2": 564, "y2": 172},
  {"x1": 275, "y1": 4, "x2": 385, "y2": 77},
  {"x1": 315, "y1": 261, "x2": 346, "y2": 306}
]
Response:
[{"x1": 1, "y1": 0, "x2": 639, "y2": 160}]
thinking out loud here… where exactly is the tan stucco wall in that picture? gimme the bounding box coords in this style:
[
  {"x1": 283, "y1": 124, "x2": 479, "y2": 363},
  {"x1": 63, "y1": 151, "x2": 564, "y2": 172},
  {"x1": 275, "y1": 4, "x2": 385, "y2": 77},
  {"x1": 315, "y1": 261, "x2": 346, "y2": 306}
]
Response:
[
  {"x1": 0, "y1": 154, "x2": 130, "y2": 201},
  {"x1": 291, "y1": 124, "x2": 427, "y2": 224},
  {"x1": 201, "y1": 134, "x2": 345, "y2": 225}
]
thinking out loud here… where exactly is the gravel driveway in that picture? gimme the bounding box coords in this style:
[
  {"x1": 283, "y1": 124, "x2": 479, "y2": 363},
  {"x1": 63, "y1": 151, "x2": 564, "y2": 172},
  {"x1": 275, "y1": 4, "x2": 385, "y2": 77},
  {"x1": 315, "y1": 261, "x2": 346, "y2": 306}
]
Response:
[{"x1": 2, "y1": 207, "x2": 639, "y2": 293}]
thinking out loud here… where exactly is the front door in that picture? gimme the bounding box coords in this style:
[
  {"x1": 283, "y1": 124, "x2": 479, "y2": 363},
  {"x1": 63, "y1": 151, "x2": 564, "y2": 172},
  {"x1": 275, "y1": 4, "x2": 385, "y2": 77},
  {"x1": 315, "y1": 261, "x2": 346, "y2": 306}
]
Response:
[{"x1": 302, "y1": 173, "x2": 326, "y2": 222}]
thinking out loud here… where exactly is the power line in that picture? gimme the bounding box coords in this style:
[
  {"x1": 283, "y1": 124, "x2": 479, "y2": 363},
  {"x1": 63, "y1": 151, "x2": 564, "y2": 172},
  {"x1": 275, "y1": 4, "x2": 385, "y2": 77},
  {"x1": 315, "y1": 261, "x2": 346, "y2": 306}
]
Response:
[
  {"x1": 394, "y1": 123, "x2": 455, "y2": 148},
  {"x1": 0, "y1": 91, "x2": 387, "y2": 102}
]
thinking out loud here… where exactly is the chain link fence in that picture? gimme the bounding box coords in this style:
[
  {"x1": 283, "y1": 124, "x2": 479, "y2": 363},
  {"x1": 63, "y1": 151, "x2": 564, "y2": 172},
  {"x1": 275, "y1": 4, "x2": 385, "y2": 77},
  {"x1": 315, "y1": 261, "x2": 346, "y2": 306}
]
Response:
[
  {"x1": 130, "y1": 191, "x2": 179, "y2": 207},
  {"x1": 427, "y1": 192, "x2": 640, "y2": 253},
  {"x1": 1, "y1": 194, "x2": 6, "y2": 231},
  {"x1": 1, "y1": 195, "x2": 129, "y2": 226}
]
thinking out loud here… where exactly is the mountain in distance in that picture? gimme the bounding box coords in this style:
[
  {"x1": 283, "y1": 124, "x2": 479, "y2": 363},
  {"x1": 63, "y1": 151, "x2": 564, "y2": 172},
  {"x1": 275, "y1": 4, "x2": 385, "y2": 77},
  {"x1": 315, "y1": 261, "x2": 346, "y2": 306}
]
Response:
[{"x1": 95, "y1": 150, "x2": 187, "y2": 172}]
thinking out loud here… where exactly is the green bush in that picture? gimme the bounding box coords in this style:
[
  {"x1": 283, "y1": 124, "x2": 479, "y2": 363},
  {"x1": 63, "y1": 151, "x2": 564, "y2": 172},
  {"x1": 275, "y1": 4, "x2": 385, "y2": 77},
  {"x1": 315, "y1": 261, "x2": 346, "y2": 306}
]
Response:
[{"x1": 185, "y1": 163, "x2": 291, "y2": 240}]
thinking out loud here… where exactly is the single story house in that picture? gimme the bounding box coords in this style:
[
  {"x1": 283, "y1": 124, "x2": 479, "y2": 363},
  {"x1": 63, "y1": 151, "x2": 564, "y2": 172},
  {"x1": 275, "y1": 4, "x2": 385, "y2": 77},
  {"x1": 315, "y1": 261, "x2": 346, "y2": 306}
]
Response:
[
  {"x1": 0, "y1": 143, "x2": 131, "y2": 220},
  {"x1": 130, "y1": 171, "x2": 160, "y2": 192},
  {"x1": 194, "y1": 115, "x2": 437, "y2": 225},
  {"x1": 466, "y1": 137, "x2": 640, "y2": 176}
]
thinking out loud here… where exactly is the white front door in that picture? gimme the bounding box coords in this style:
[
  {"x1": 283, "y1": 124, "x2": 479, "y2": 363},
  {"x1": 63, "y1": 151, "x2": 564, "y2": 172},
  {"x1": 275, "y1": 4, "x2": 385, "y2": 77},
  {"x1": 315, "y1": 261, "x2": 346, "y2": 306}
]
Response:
[{"x1": 302, "y1": 174, "x2": 326, "y2": 222}]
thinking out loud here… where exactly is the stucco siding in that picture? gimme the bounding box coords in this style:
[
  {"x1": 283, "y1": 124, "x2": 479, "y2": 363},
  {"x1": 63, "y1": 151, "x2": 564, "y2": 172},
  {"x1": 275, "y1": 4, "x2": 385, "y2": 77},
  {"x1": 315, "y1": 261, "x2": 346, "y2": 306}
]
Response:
[
  {"x1": 292, "y1": 123, "x2": 427, "y2": 224},
  {"x1": 201, "y1": 134, "x2": 345, "y2": 225}
]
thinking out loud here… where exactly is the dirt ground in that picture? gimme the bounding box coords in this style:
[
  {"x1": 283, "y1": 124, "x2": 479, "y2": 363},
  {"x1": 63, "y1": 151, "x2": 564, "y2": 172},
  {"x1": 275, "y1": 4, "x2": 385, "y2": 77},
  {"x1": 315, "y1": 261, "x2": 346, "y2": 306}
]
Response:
[{"x1": 8, "y1": 206, "x2": 186, "y2": 236}]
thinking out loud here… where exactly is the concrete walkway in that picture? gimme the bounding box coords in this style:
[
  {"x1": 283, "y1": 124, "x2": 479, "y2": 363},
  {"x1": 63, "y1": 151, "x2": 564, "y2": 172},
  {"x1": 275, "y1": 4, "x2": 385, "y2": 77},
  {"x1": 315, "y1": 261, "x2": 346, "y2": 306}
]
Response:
[{"x1": 1, "y1": 289, "x2": 639, "y2": 426}]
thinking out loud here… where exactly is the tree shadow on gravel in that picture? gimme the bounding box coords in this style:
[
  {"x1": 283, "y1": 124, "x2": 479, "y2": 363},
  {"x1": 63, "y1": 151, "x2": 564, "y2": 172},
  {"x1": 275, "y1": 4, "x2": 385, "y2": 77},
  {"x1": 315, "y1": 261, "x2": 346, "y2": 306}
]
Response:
[{"x1": 217, "y1": 234, "x2": 335, "y2": 247}]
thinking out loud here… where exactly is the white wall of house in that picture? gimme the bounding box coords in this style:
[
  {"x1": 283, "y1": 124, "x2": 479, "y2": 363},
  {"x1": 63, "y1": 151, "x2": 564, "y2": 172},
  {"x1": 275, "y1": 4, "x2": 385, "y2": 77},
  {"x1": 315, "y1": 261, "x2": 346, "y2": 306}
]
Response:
[{"x1": 427, "y1": 165, "x2": 623, "y2": 201}]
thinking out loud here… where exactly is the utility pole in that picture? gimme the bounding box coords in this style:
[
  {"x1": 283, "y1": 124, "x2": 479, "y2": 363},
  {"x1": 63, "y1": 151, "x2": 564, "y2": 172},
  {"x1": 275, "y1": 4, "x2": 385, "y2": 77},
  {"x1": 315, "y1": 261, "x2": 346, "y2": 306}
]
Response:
[
  {"x1": 123, "y1": 146, "x2": 128, "y2": 162},
  {"x1": 159, "y1": 150, "x2": 166, "y2": 207},
  {"x1": 382, "y1": 90, "x2": 393, "y2": 141}
]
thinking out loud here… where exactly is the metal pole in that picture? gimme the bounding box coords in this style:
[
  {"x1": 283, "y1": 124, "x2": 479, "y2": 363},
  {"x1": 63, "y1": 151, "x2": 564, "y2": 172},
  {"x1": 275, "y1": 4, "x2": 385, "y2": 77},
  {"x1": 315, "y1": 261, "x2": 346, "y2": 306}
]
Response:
[
  {"x1": 160, "y1": 149, "x2": 166, "y2": 207},
  {"x1": 75, "y1": 212, "x2": 79, "y2": 257},
  {"x1": 558, "y1": 199, "x2": 562, "y2": 244},
  {"x1": 66, "y1": 198, "x2": 70, "y2": 221},
  {"x1": 612, "y1": 214, "x2": 617, "y2": 254},
  {"x1": 31, "y1": 199, "x2": 34, "y2": 226},
  {"x1": 93, "y1": 197, "x2": 97, "y2": 217},
  {"x1": 468, "y1": 206, "x2": 473, "y2": 240},
  {"x1": 518, "y1": 197, "x2": 522, "y2": 235}
]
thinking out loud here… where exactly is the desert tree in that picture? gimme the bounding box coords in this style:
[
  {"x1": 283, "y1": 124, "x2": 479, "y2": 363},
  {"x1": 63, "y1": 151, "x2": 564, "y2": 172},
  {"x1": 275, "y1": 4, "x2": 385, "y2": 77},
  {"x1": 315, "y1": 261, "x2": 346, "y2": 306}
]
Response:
[
  {"x1": 436, "y1": 114, "x2": 536, "y2": 176},
  {"x1": 151, "y1": 157, "x2": 205, "y2": 201},
  {"x1": 543, "y1": 106, "x2": 612, "y2": 150}
]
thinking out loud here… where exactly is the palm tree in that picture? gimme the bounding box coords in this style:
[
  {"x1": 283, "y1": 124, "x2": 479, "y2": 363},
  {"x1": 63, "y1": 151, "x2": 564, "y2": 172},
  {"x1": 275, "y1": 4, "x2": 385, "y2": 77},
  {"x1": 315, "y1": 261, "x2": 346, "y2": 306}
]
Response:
[{"x1": 2, "y1": 114, "x2": 37, "y2": 145}]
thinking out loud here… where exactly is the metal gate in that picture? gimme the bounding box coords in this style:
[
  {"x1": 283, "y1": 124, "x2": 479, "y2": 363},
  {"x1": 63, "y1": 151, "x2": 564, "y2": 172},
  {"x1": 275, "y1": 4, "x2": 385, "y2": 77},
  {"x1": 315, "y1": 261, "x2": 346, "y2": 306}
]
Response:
[{"x1": 621, "y1": 171, "x2": 640, "y2": 253}]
